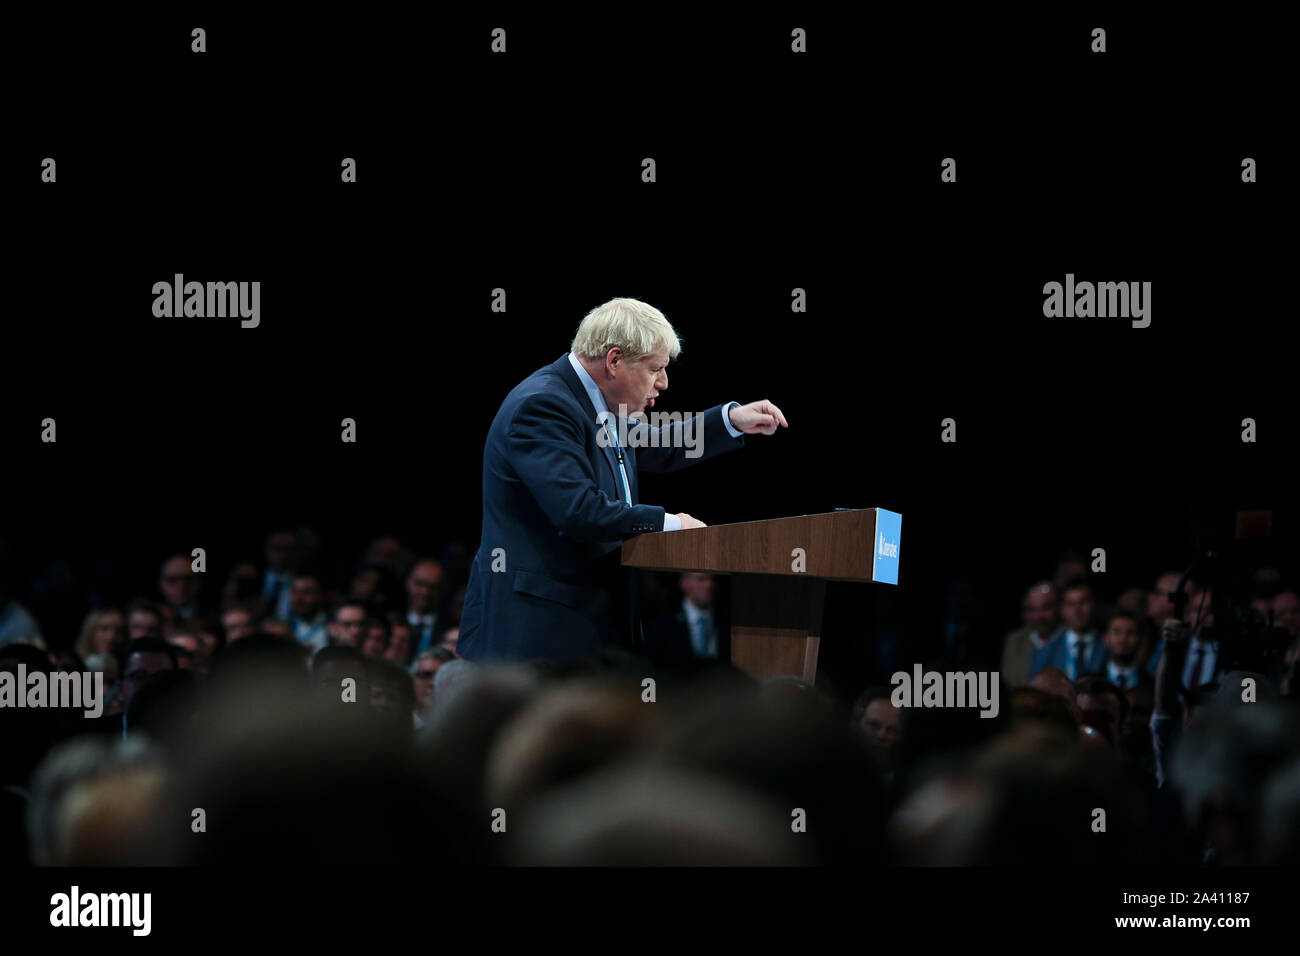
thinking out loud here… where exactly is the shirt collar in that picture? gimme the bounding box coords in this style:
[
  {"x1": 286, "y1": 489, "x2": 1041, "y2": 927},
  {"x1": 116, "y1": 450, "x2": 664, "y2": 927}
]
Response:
[
  {"x1": 568, "y1": 351, "x2": 610, "y2": 420},
  {"x1": 683, "y1": 599, "x2": 710, "y2": 624}
]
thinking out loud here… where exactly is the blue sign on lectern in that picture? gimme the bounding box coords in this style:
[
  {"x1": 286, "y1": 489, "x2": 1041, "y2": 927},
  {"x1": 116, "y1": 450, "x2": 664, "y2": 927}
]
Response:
[{"x1": 871, "y1": 508, "x2": 902, "y2": 585}]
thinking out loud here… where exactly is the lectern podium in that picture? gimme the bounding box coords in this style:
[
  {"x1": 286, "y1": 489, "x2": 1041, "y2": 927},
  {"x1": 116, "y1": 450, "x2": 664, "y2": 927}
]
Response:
[{"x1": 622, "y1": 508, "x2": 901, "y2": 682}]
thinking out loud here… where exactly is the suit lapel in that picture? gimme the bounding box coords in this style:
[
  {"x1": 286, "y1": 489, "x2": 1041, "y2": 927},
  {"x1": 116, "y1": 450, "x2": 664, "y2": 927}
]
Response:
[{"x1": 553, "y1": 353, "x2": 626, "y2": 498}]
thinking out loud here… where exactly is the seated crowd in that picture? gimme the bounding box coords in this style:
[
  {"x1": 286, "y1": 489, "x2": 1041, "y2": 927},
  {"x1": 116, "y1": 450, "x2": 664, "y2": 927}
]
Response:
[{"x1": 1, "y1": 535, "x2": 1298, "y2": 866}]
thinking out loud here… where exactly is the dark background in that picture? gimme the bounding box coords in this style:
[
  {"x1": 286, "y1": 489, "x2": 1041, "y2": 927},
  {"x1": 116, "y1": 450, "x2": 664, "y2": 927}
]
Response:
[{"x1": 3, "y1": 10, "x2": 1291, "y2": 698}]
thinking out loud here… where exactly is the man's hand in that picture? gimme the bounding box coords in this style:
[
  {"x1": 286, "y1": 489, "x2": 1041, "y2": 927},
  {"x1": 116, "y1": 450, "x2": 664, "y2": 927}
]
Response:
[
  {"x1": 1162, "y1": 618, "x2": 1190, "y2": 646},
  {"x1": 675, "y1": 513, "x2": 707, "y2": 530},
  {"x1": 729, "y1": 400, "x2": 788, "y2": 435}
]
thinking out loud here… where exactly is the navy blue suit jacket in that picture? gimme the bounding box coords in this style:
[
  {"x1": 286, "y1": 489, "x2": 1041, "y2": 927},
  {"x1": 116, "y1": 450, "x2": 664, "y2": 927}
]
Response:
[{"x1": 457, "y1": 354, "x2": 745, "y2": 664}]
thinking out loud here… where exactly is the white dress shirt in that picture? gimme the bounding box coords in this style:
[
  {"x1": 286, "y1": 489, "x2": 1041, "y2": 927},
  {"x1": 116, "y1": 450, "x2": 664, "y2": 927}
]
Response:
[
  {"x1": 682, "y1": 598, "x2": 718, "y2": 658},
  {"x1": 293, "y1": 612, "x2": 329, "y2": 653},
  {"x1": 409, "y1": 610, "x2": 439, "y2": 655},
  {"x1": 262, "y1": 571, "x2": 293, "y2": 620},
  {"x1": 1106, "y1": 661, "x2": 1141, "y2": 689},
  {"x1": 1063, "y1": 629, "x2": 1098, "y2": 679},
  {"x1": 1182, "y1": 636, "x2": 1218, "y2": 688}
]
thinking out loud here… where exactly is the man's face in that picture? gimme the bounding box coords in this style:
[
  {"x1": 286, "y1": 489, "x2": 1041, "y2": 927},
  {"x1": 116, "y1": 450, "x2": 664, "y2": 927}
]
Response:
[
  {"x1": 440, "y1": 628, "x2": 459, "y2": 653},
  {"x1": 603, "y1": 348, "x2": 668, "y2": 419},
  {"x1": 265, "y1": 533, "x2": 297, "y2": 572},
  {"x1": 1116, "y1": 587, "x2": 1146, "y2": 617},
  {"x1": 680, "y1": 573, "x2": 713, "y2": 608},
  {"x1": 366, "y1": 537, "x2": 402, "y2": 571},
  {"x1": 222, "y1": 562, "x2": 259, "y2": 601},
  {"x1": 384, "y1": 627, "x2": 412, "y2": 664},
  {"x1": 1147, "y1": 573, "x2": 1182, "y2": 624},
  {"x1": 330, "y1": 606, "x2": 365, "y2": 647},
  {"x1": 1104, "y1": 617, "x2": 1139, "y2": 663},
  {"x1": 350, "y1": 568, "x2": 380, "y2": 600},
  {"x1": 159, "y1": 557, "x2": 199, "y2": 608},
  {"x1": 290, "y1": 578, "x2": 322, "y2": 619},
  {"x1": 859, "y1": 698, "x2": 901, "y2": 765},
  {"x1": 1055, "y1": 562, "x2": 1086, "y2": 592},
  {"x1": 222, "y1": 610, "x2": 255, "y2": 643},
  {"x1": 360, "y1": 625, "x2": 389, "y2": 660},
  {"x1": 128, "y1": 610, "x2": 162, "y2": 640},
  {"x1": 1061, "y1": 587, "x2": 1094, "y2": 633},
  {"x1": 406, "y1": 562, "x2": 443, "y2": 614},
  {"x1": 1022, "y1": 585, "x2": 1059, "y2": 634},
  {"x1": 1272, "y1": 591, "x2": 1300, "y2": 636},
  {"x1": 413, "y1": 658, "x2": 442, "y2": 709},
  {"x1": 120, "y1": 650, "x2": 175, "y2": 710},
  {"x1": 93, "y1": 611, "x2": 127, "y2": 654}
]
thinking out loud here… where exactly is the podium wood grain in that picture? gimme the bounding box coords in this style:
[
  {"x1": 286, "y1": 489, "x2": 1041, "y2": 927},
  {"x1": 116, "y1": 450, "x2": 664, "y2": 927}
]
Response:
[{"x1": 622, "y1": 509, "x2": 884, "y2": 681}]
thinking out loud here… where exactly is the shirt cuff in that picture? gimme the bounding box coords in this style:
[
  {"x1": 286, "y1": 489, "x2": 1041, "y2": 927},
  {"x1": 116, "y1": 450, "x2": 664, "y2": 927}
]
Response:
[
  {"x1": 663, "y1": 512, "x2": 682, "y2": 532},
  {"x1": 722, "y1": 401, "x2": 743, "y2": 438}
]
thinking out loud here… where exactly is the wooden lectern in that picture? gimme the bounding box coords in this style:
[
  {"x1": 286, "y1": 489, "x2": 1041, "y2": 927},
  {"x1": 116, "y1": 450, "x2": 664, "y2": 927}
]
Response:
[{"x1": 622, "y1": 508, "x2": 901, "y2": 683}]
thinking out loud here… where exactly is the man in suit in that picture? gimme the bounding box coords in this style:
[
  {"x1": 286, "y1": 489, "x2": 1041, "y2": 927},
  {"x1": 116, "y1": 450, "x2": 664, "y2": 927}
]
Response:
[
  {"x1": 1100, "y1": 609, "x2": 1151, "y2": 690},
  {"x1": 288, "y1": 572, "x2": 329, "y2": 654},
  {"x1": 157, "y1": 553, "x2": 205, "y2": 624},
  {"x1": 1143, "y1": 585, "x2": 1223, "y2": 688},
  {"x1": 458, "y1": 297, "x2": 787, "y2": 665},
  {"x1": 1000, "y1": 580, "x2": 1063, "y2": 686},
  {"x1": 260, "y1": 529, "x2": 299, "y2": 621},
  {"x1": 404, "y1": 558, "x2": 446, "y2": 658},
  {"x1": 644, "y1": 571, "x2": 727, "y2": 668},
  {"x1": 1030, "y1": 578, "x2": 1107, "y2": 680}
]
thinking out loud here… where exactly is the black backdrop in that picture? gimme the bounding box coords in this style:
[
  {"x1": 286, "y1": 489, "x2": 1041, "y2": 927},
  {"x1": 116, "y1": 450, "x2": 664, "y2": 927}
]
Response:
[{"x1": 3, "y1": 10, "x2": 1291, "y2": 697}]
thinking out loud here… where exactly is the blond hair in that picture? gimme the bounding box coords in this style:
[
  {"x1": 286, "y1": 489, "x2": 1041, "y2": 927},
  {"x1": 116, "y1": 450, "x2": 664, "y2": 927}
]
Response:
[
  {"x1": 570, "y1": 297, "x2": 681, "y2": 364},
  {"x1": 75, "y1": 607, "x2": 124, "y2": 660}
]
